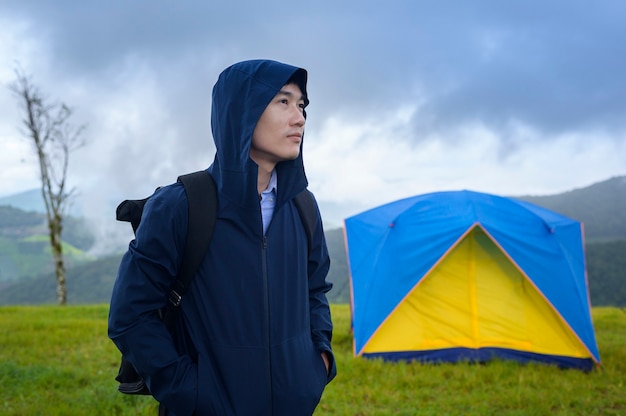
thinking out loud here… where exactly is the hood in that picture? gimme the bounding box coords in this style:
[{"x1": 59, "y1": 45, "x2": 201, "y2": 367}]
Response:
[{"x1": 208, "y1": 59, "x2": 309, "y2": 208}]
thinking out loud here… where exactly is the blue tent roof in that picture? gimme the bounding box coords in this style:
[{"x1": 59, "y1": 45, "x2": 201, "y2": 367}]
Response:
[{"x1": 344, "y1": 190, "x2": 600, "y2": 365}]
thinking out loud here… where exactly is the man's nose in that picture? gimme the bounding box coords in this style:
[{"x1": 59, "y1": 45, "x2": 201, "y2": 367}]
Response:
[{"x1": 290, "y1": 106, "x2": 305, "y2": 126}]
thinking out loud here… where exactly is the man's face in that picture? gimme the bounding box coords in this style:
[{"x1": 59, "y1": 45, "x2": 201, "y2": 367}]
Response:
[{"x1": 250, "y1": 83, "x2": 306, "y2": 170}]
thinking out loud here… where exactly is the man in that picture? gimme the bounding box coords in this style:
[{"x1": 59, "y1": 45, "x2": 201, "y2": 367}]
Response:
[{"x1": 108, "y1": 59, "x2": 336, "y2": 415}]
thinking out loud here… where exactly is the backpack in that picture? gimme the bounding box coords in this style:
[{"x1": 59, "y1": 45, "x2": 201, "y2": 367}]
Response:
[{"x1": 114, "y1": 170, "x2": 319, "y2": 395}]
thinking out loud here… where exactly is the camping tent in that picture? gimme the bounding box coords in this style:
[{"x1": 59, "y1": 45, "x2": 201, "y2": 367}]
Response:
[{"x1": 344, "y1": 190, "x2": 600, "y2": 370}]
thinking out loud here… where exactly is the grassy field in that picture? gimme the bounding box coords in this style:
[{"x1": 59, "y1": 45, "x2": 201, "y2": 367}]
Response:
[{"x1": 0, "y1": 305, "x2": 624, "y2": 415}]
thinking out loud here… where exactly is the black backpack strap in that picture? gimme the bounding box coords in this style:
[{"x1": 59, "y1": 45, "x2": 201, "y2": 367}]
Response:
[
  {"x1": 114, "y1": 170, "x2": 217, "y2": 396},
  {"x1": 167, "y1": 171, "x2": 217, "y2": 309},
  {"x1": 293, "y1": 189, "x2": 318, "y2": 252}
]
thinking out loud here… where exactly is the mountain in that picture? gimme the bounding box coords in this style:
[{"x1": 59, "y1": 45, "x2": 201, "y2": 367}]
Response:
[
  {"x1": 585, "y1": 240, "x2": 626, "y2": 306},
  {"x1": 325, "y1": 227, "x2": 350, "y2": 303},
  {"x1": 0, "y1": 205, "x2": 95, "y2": 283},
  {"x1": 0, "y1": 188, "x2": 83, "y2": 217},
  {"x1": 0, "y1": 189, "x2": 44, "y2": 213},
  {"x1": 0, "y1": 176, "x2": 624, "y2": 306},
  {"x1": 0, "y1": 254, "x2": 122, "y2": 305},
  {"x1": 326, "y1": 175, "x2": 626, "y2": 305},
  {"x1": 515, "y1": 176, "x2": 626, "y2": 242}
]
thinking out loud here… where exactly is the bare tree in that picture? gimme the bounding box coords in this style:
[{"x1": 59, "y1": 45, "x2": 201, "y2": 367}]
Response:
[{"x1": 9, "y1": 68, "x2": 87, "y2": 305}]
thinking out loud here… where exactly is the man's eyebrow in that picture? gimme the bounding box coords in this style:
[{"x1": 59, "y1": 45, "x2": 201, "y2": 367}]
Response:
[{"x1": 277, "y1": 89, "x2": 305, "y2": 101}]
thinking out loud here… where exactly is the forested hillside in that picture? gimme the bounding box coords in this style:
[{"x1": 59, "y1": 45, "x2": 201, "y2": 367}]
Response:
[
  {"x1": 585, "y1": 240, "x2": 626, "y2": 306},
  {"x1": 0, "y1": 176, "x2": 624, "y2": 306},
  {"x1": 0, "y1": 206, "x2": 95, "y2": 252},
  {"x1": 326, "y1": 228, "x2": 350, "y2": 303},
  {"x1": 0, "y1": 229, "x2": 623, "y2": 307},
  {"x1": 0, "y1": 206, "x2": 95, "y2": 284},
  {"x1": 517, "y1": 176, "x2": 626, "y2": 241},
  {"x1": 0, "y1": 254, "x2": 121, "y2": 304},
  {"x1": 327, "y1": 176, "x2": 626, "y2": 305}
]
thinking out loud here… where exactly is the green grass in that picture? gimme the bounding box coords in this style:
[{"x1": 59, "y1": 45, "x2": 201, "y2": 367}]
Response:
[
  {"x1": 1, "y1": 305, "x2": 624, "y2": 415},
  {"x1": 0, "y1": 305, "x2": 156, "y2": 415}
]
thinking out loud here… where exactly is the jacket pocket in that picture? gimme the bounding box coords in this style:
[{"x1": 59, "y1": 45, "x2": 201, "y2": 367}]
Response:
[
  {"x1": 271, "y1": 335, "x2": 328, "y2": 415},
  {"x1": 313, "y1": 345, "x2": 330, "y2": 396},
  {"x1": 196, "y1": 353, "x2": 226, "y2": 415}
]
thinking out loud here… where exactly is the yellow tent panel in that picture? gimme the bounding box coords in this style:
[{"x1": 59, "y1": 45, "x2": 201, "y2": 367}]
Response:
[{"x1": 362, "y1": 226, "x2": 589, "y2": 359}]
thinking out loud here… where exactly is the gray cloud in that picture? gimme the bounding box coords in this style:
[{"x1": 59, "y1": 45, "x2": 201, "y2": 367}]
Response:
[
  {"x1": 8, "y1": 1, "x2": 626, "y2": 136},
  {"x1": 2, "y1": 0, "x2": 626, "y2": 225}
]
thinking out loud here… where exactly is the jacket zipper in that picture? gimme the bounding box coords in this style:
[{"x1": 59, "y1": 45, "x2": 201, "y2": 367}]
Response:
[{"x1": 261, "y1": 235, "x2": 273, "y2": 412}]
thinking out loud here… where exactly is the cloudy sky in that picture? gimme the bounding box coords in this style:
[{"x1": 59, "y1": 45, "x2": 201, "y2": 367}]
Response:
[{"x1": 1, "y1": 0, "x2": 625, "y2": 232}]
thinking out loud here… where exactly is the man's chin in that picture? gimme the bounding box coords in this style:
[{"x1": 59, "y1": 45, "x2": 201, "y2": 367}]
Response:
[{"x1": 283, "y1": 150, "x2": 301, "y2": 161}]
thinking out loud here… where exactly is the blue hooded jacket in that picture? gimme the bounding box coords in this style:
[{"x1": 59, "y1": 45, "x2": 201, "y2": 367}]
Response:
[{"x1": 108, "y1": 60, "x2": 336, "y2": 415}]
